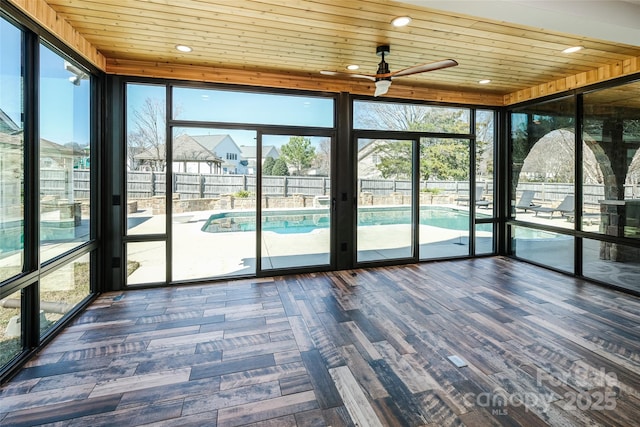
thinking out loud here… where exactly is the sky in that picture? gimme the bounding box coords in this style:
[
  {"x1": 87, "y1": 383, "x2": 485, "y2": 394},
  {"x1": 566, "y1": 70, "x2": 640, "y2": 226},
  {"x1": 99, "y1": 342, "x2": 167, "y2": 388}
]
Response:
[
  {"x1": 126, "y1": 83, "x2": 334, "y2": 150},
  {"x1": 1, "y1": 18, "x2": 90, "y2": 146}
]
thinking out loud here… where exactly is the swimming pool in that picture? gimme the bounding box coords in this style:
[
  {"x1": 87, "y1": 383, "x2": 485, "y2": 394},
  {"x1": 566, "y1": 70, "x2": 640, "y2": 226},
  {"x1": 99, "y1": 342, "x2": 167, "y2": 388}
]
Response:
[{"x1": 201, "y1": 206, "x2": 487, "y2": 234}]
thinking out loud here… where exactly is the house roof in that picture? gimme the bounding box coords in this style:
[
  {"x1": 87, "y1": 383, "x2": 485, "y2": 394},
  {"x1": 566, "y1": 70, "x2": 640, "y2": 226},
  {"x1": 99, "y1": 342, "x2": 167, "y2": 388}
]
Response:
[
  {"x1": 239, "y1": 145, "x2": 279, "y2": 159},
  {"x1": 0, "y1": 108, "x2": 20, "y2": 134},
  {"x1": 188, "y1": 135, "x2": 234, "y2": 153},
  {"x1": 134, "y1": 135, "x2": 223, "y2": 163}
]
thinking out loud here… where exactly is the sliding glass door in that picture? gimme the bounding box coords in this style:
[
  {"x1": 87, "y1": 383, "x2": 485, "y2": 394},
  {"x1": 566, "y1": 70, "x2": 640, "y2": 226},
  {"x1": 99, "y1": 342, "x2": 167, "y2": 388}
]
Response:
[
  {"x1": 419, "y1": 137, "x2": 471, "y2": 259},
  {"x1": 172, "y1": 128, "x2": 258, "y2": 281},
  {"x1": 356, "y1": 138, "x2": 414, "y2": 262},
  {"x1": 261, "y1": 134, "x2": 332, "y2": 270},
  {"x1": 124, "y1": 84, "x2": 336, "y2": 284}
]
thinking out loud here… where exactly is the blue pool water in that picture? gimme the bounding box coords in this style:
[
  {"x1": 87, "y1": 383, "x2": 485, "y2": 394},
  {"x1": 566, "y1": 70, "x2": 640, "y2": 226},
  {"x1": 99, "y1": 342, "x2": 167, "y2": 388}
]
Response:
[{"x1": 202, "y1": 206, "x2": 487, "y2": 234}]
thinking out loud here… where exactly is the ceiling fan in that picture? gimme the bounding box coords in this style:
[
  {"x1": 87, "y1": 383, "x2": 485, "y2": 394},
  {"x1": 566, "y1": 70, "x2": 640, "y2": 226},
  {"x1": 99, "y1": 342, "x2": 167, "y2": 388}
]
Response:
[{"x1": 321, "y1": 45, "x2": 458, "y2": 97}]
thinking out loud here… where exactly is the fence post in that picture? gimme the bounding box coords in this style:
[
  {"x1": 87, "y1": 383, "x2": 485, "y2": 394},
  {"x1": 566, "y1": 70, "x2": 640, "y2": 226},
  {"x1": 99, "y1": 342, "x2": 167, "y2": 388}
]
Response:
[
  {"x1": 200, "y1": 174, "x2": 204, "y2": 198},
  {"x1": 243, "y1": 175, "x2": 248, "y2": 192},
  {"x1": 283, "y1": 176, "x2": 288, "y2": 196},
  {"x1": 151, "y1": 172, "x2": 156, "y2": 196}
]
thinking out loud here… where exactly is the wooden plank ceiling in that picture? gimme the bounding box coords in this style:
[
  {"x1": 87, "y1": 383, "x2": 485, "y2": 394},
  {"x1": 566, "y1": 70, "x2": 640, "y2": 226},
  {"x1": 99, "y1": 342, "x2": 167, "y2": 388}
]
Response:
[{"x1": 39, "y1": 0, "x2": 640, "y2": 104}]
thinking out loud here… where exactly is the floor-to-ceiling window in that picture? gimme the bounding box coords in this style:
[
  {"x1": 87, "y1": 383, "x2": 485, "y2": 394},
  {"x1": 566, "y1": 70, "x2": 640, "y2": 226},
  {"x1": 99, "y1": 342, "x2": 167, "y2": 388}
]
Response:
[
  {"x1": 37, "y1": 42, "x2": 93, "y2": 337},
  {"x1": 356, "y1": 137, "x2": 415, "y2": 261},
  {"x1": 1, "y1": 12, "x2": 97, "y2": 381},
  {"x1": 508, "y1": 81, "x2": 640, "y2": 292},
  {"x1": 509, "y1": 97, "x2": 576, "y2": 273},
  {"x1": 581, "y1": 81, "x2": 640, "y2": 291},
  {"x1": 353, "y1": 100, "x2": 496, "y2": 264},
  {"x1": 260, "y1": 134, "x2": 332, "y2": 270},
  {"x1": 475, "y1": 109, "x2": 496, "y2": 255},
  {"x1": 124, "y1": 84, "x2": 335, "y2": 285},
  {"x1": 0, "y1": 15, "x2": 25, "y2": 369}
]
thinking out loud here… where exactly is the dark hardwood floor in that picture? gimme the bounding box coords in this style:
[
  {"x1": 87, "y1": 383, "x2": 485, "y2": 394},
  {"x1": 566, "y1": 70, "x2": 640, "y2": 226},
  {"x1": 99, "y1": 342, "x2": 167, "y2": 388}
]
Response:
[{"x1": 1, "y1": 257, "x2": 639, "y2": 426}]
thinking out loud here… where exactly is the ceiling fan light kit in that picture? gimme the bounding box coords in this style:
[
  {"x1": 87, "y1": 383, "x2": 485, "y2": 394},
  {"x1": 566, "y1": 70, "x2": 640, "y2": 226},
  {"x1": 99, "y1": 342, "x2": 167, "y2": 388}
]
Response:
[
  {"x1": 374, "y1": 79, "x2": 392, "y2": 96},
  {"x1": 321, "y1": 45, "x2": 458, "y2": 97}
]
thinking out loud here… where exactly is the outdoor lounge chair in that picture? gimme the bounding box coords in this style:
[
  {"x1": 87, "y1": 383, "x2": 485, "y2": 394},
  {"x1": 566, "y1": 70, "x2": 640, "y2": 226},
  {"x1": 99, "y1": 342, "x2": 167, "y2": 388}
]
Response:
[
  {"x1": 530, "y1": 194, "x2": 575, "y2": 218},
  {"x1": 456, "y1": 185, "x2": 491, "y2": 208},
  {"x1": 515, "y1": 190, "x2": 539, "y2": 212},
  {"x1": 475, "y1": 187, "x2": 491, "y2": 208}
]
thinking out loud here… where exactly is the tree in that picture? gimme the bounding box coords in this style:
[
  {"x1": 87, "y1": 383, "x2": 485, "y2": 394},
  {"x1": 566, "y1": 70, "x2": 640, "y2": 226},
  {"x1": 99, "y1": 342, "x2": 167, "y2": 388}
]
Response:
[
  {"x1": 127, "y1": 97, "x2": 166, "y2": 171},
  {"x1": 311, "y1": 138, "x2": 331, "y2": 175},
  {"x1": 262, "y1": 156, "x2": 275, "y2": 175},
  {"x1": 280, "y1": 136, "x2": 315, "y2": 175},
  {"x1": 271, "y1": 158, "x2": 289, "y2": 176},
  {"x1": 375, "y1": 140, "x2": 412, "y2": 179},
  {"x1": 421, "y1": 140, "x2": 470, "y2": 180},
  {"x1": 358, "y1": 103, "x2": 485, "y2": 180},
  {"x1": 356, "y1": 103, "x2": 470, "y2": 133}
]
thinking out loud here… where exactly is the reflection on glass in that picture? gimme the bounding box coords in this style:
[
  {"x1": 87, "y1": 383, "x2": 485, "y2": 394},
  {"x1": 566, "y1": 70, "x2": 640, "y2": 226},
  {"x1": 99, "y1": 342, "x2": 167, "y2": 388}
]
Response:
[
  {"x1": 172, "y1": 128, "x2": 257, "y2": 280},
  {"x1": 582, "y1": 82, "x2": 640, "y2": 239},
  {"x1": 357, "y1": 139, "x2": 413, "y2": 262},
  {"x1": 420, "y1": 138, "x2": 471, "y2": 259},
  {"x1": 39, "y1": 45, "x2": 91, "y2": 262},
  {"x1": 261, "y1": 135, "x2": 331, "y2": 270},
  {"x1": 476, "y1": 110, "x2": 495, "y2": 219},
  {"x1": 510, "y1": 98, "x2": 575, "y2": 230},
  {"x1": 511, "y1": 225, "x2": 573, "y2": 273},
  {"x1": 354, "y1": 101, "x2": 470, "y2": 132},
  {"x1": 126, "y1": 83, "x2": 167, "y2": 236},
  {"x1": 476, "y1": 224, "x2": 494, "y2": 255},
  {"x1": 39, "y1": 253, "x2": 91, "y2": 337},
  {"x1": 172, "y1": 87, "x2": 334, "y2": 127},
  {"x1": 0, "y1": 18, "x2": 24, "y2": 282},
  {"x1": 127, "y1": 241, "x2": 166, "y2": 285},
  {"x1": 583, "y1": 238, "x2": 640, "y2": 293},
  {"x1": 0, "y1": 290, "x2": 22, "y2": 367}
]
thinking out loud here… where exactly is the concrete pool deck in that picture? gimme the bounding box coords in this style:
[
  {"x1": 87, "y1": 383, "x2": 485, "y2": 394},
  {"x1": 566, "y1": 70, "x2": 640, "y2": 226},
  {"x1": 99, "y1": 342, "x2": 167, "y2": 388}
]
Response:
[{"x1": 125, "y1": 206, "x2": 492, "y2": 283}]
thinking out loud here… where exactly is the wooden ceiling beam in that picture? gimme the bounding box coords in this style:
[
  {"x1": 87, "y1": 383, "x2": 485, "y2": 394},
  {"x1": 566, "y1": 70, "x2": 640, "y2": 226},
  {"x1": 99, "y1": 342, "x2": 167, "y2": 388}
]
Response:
[
  {"x1": 504, "y1": 56, "x2": 640, "y2": 105},
  {"x1": 106, "y1": 58, "x2": 504, "y2": 106},
  {"x1": 7, "y1": 0, "x2": 106, "y2": 69}
]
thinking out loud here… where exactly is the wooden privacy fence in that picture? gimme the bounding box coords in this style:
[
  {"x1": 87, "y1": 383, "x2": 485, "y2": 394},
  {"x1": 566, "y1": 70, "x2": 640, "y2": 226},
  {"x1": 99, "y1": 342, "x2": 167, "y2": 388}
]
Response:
[
  {"x1": 40, "y1": 168, "x2": 90, "y2": 199},
  {"x1": 39, "y1": 170, "x2": 640, "y2": 203},
  {"x1": 128, "y1": 172, "x2": 332, "y2": 199}
]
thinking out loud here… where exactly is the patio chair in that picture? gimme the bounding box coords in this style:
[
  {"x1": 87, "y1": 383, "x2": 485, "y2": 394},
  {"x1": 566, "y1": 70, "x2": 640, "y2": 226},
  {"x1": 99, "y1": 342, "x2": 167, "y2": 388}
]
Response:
[
  {"x1": 456, "y1": 185, "x2": 491, "y2": 208},
  {"x1": 515, "y1": 190, "x2": 539, "y2": 212},
  {"x1": 531, "y1": 194, "x2": 575, "y2": 218},
  {"x1": 475, "y1": 186, "x2": 491, "y2": 208}
]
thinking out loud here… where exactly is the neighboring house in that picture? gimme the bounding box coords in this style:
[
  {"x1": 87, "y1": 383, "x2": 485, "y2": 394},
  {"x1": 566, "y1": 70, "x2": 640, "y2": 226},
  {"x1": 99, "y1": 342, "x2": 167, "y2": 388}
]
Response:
[
  {"x1": 0, "y1": 108, "x2": 20, "y2": 134},
  {"x1": 192, "y1": 135, "x2": 243, "y2": 174},
  {"x1": 133, "y1": 144, "x2": 168, "y2": 172},
  {"x1": 172, "y1": 135, "x2": 223, "y2": 174},
  {"x1": 239, "y1": 145, "x2": 280, "y2": 175},
  {"x1": 40, "y1": 138, "x2": 74, "y2": 170},
  {"x1": 132, "y1": 135, "x2": 229, "y2": 174},
  {"x1": 0, "y1": 131, "x2": 23, "y2": 219},
  {"x1": 357, "y1": 139, "x2": 385, "y2": 179}
]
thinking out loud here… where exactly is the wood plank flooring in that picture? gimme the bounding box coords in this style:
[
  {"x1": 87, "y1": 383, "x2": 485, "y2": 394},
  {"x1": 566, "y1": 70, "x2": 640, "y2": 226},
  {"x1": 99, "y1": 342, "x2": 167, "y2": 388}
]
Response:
[{"x1": 1, "y1": 257, "x2": 640, "y2": 426}]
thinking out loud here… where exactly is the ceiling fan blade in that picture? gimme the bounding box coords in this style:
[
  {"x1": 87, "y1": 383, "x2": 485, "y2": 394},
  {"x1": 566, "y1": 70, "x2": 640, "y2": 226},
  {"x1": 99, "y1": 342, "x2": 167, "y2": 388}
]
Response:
[
  {"x1": 320, "y1": 70, "x2": 376, "y2": 81},
  {"x1": 390, "y1": 59, "x2": 458, "y2": 78}
]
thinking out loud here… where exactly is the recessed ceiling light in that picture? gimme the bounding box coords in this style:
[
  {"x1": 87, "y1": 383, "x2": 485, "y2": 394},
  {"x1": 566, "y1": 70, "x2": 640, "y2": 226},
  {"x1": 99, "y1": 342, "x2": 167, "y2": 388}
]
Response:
[
  {"x1": 346, "y1": 64, "x2": 360, "y2": 70},
  {"x1": 478, "y1": 79, "x2": 491, "y2": 85},
  {"x1": 176, "y1": 45, "x2": 192, "y2": 53},
  {"x1": 391, "y1": 16, "x2": 412, "y2": 27},
  {"x1": 562, "y1": 46, "x2": 583, "y2": 54}
]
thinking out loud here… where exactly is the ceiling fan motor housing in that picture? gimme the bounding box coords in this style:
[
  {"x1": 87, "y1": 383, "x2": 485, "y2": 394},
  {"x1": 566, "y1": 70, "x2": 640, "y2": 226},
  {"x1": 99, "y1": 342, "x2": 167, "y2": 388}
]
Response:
[{"x1": 375, "y1": 45, "x2": 391, "y2": 79}]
